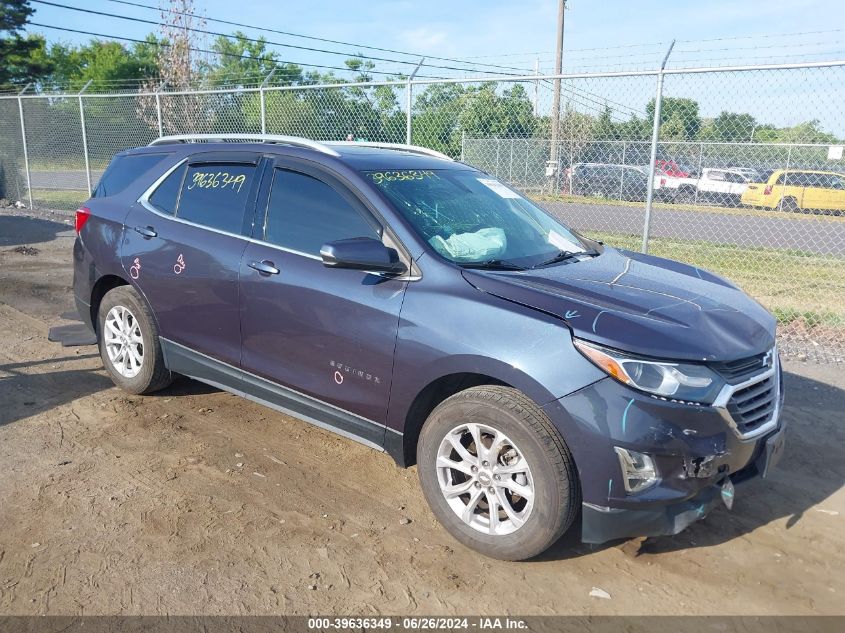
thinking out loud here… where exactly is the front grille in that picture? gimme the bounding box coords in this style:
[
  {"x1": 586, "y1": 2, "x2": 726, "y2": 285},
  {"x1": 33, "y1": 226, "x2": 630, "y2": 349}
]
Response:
[
  {"x1": 710, "y1": 352, "x2": 768, "y2": 382},
  {"x1": 726, "y1": 373, "x2": 778, "y2": 434}
]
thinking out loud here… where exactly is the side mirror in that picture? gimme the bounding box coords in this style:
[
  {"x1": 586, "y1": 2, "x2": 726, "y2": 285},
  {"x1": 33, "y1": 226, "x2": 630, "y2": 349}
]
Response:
[{"x1": 320, "y1": 237, "x2": 406, "y2": 275}]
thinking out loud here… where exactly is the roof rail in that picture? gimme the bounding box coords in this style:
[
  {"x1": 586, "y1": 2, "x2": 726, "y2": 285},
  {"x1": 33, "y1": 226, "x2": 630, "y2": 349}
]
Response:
[
  {"x1": 329, "y1": 141, "x2": 454, "y2": 161},
  {"x1": 148, "y1": 133, "x2": 341, "y2": 157}
]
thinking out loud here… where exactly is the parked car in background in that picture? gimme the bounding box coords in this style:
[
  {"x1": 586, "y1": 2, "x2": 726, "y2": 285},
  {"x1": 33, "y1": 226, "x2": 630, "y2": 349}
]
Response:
[
  {"x1": 727, "y1": 167, "x2": 763, "y2": 183},
  {"x1": 671, "y1": 168, "x2": 752, "y2": 206},
  {"x1": 66, "y1": 134, "x2": 785, "y2": 560},
  {"x1": 567, "y1": 163, "x2": 650, "y2": 201},
  {"x1": 741, "y1": 169, "x2": 845, "y2": 214},
  {"x1": 655, "y1": 159, "x2": 695, "y2": 178}
]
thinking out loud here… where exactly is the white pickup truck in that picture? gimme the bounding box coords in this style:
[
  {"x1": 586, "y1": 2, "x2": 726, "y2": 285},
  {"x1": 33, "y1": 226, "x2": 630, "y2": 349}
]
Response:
[{"x1": 658, "y1": 167, "x2": 755, "y2": 206}]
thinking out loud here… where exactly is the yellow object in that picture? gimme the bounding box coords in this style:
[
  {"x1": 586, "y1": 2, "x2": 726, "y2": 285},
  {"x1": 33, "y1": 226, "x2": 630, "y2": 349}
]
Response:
[{"x1": 741, "y1": 169, "x2": 845, "y2": 212}]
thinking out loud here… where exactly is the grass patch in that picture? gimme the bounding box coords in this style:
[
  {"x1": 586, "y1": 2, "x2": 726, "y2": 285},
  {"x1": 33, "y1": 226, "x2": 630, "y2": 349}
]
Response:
[
  {"x1": 584, "y1": 230, "x2": 845, "y2": 333},
  {"x1": 31, "y1": 189, "x2": 89, "y2": 210}
]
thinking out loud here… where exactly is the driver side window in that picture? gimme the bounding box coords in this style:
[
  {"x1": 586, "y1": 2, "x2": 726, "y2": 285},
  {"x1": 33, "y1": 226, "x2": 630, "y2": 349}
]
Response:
[{"x1": 263, "y1": 169, "x2": 382, "y2": 256}]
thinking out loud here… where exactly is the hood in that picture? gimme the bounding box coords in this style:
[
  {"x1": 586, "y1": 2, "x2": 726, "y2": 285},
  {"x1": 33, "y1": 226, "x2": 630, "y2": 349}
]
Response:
[{"x1": 461, "y1": 247, "x2": 776, "y2": 362}]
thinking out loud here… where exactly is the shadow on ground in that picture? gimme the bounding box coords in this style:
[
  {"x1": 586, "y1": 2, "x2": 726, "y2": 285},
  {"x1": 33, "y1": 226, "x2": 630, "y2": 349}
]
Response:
[
  {"x1": 0, "y1": 352, "x2": 110, "y2": 426},
  {"x1": 0, "y1": 214, "x2": 72, "y2": 248}
]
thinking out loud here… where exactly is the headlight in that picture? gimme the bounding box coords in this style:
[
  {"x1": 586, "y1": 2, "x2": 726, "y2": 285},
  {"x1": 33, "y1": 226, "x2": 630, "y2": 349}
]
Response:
[{"x1": 574, "y1": 339, "x2": 724, "y2": 404}]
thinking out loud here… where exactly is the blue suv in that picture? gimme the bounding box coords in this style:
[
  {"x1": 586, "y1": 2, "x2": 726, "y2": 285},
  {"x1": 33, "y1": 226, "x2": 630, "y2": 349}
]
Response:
[{"x1": 70, "y1": 134, "x2": 785, "y2": 560}]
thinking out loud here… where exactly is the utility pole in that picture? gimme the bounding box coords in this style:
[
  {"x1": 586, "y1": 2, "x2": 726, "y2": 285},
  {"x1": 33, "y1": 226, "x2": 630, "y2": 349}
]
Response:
[{"x1": 547, "y1": 0, "x2": 566, "y2": 190}]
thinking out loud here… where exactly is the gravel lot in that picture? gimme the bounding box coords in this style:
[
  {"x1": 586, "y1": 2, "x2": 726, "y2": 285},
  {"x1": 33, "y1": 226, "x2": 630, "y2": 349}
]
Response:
[{"x1": 0, "y1": 209, "x2": 843, "y2": 616}]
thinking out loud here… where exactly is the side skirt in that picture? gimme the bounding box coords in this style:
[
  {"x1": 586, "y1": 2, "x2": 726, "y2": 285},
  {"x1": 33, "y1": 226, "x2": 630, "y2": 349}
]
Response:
[{"x1": 159, "y1": 338, "x2": 399, "y2": 454}]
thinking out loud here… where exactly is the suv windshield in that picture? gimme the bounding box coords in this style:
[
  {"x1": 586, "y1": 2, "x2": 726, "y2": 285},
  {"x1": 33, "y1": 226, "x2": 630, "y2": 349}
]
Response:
[{"x1": 364, "y1": 169, "x2": 589, "y2": 267}]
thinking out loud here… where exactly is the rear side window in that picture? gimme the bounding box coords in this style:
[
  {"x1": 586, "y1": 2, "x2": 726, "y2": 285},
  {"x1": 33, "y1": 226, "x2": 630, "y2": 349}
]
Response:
[
  {"x1": 264, "y1": 169, "x2": 380, "y2": 256},
  {"x1": 94, "y1": 153, "x2": 168, "y2": 198},
  {"x1": 176, "y1": 163, "x2": 257, "y2": 234},
  {"x1": 148, "y1": 163, "x2": 186, "y2": 215}
]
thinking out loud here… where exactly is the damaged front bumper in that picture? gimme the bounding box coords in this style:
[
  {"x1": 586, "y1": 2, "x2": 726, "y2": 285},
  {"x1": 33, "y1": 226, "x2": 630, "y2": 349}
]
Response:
[{"x1": 543, "y1": 366, "x2": 786, "y2": 544}]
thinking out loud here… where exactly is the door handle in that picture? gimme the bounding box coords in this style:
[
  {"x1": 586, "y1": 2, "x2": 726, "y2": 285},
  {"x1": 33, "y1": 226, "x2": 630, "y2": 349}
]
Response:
[
  {"x1": 248, "y1": 260, "x2": 280, "y2": 275},
  {"x1": 134, "y1": 225, "x2": 157, "y2": 238}
]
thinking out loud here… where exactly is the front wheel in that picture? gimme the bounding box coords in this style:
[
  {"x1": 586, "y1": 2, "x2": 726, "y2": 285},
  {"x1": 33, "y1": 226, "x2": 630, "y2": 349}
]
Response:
[
  {"x1": 97, "y1": 285, "x2": 172, "y2": 394},
  {"x1": 417, "y1": 386, "x2": 580, "y2": 560}
]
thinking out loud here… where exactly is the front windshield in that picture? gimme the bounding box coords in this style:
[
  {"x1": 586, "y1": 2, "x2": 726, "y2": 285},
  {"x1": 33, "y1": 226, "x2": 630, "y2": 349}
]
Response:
[{"x1": 364, "y1": 169, "x2": 589, "y2": 267}]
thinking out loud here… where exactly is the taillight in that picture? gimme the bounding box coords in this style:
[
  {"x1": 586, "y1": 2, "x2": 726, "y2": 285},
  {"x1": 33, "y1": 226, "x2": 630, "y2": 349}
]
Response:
[
  {"x1": 764, "y1": 185, "x2": 773, "y2": 195},
  {"x1": 75, "y1": 206, "x2": 91, "y2": 234},
  {"x1": 659, "y1": 178, "x2": 666, "y2": 187}
]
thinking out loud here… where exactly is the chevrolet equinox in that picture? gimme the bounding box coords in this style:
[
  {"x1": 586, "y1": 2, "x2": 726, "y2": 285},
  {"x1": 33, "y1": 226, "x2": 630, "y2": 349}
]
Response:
[{"x1": 68, "y1": 134, "x2": 786, "y2": 560}]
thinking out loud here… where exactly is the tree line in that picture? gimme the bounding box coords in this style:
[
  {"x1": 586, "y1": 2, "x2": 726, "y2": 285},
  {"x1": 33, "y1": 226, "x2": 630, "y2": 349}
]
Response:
[{"x1": 1, "y1": 0, "x2": 841, "y2": 164}]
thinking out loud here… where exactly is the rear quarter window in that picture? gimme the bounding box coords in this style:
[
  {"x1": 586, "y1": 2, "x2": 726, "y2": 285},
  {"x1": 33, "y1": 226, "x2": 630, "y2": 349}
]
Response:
[
  {"x1": 148, "y1": 163, "x2": 187, "y2": 215},
  {"x1": 93, "y1": 153, "x2": 169, "y2": 198}
]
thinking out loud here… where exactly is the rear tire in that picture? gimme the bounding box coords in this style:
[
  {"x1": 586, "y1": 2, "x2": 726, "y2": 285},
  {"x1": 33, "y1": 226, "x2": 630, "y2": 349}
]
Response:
[
  {"x1": 417, "y1": 386, "x2": 580, "y2": 561},
  {"x1": 780, "y1": 196, "x2": 799, "y2": 212},
  {"x1": 97, "y1": 285, "x2": 172, "y2": 395},
  {"x1": 675, "y1": 185, "x2": 696, "y2": 204}
]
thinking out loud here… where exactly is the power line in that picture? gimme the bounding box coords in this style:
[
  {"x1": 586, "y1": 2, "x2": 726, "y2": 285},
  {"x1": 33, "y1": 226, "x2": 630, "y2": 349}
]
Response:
[
  {"x1": 678, "y1": 28, "x2": 843, "y2": 44},
  {"x1": 27, "y1": 22, "x2": 446, "y2": 81},
  {"x1": 31, "y1": 0, "x2": 527, "y2": 77},
  {"x1": 97, "y1": 0, "x2": 532, "y2": 75}
]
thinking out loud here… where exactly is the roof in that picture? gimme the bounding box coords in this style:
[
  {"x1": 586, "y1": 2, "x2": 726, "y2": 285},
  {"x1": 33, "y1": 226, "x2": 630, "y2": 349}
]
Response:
[{"x1": 133, "y1": 134, "x2": 467, "y2": 172}]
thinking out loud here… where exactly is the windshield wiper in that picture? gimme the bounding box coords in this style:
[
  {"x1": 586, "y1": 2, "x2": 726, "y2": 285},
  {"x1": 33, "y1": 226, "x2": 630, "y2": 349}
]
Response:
[
  {"x1": 532, "y1": 249, "x2": 599, "y2": 269},
  {"x1": 461, "y1": 259, "x2": 527, "y2": 271}
]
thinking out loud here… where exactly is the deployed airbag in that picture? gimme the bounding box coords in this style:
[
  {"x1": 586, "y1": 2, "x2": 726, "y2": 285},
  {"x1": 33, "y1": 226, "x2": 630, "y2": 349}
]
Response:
[{"x1": 429, "y1": 227, "x2": 507, "y2": 261}]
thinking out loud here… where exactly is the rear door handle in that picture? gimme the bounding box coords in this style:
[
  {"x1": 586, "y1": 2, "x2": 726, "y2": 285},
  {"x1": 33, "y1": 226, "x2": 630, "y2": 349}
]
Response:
[
  {"x1": 134, "y1": 225, "x2": 157, "y2": 238},
  {"x1": 248, "y1": 260, "x2": 280, "y2": 275}
]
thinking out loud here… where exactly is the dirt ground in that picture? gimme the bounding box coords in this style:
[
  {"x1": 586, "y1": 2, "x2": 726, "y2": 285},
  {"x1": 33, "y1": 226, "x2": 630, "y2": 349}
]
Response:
[{"x1": 0, "y1": 208, "x2": 843, "y2": 616}]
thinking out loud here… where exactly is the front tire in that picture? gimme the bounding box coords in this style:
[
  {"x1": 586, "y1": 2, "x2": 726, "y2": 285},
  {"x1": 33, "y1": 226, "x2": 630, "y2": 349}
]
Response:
[
  {"x1": 97, "y1": 285, "x2": 172, "y2": 394},
  {"x1": 417, "y1": 386, "x2": 580, "y2": 561}
]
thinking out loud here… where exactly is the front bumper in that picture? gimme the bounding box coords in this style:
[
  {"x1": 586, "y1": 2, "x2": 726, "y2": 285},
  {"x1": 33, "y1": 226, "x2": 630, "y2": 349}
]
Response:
[{"x1": 543, "y1": 363, "x2": 785, "y2": 544}]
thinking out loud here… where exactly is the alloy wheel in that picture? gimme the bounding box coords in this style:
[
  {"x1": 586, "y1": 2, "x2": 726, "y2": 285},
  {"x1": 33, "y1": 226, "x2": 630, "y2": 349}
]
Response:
[
  {"x1": 103, "y1": 305, "x2": 144, "y2": 378},
  {"x1": 436, "y1": 422, "x2": 535, "y2": 536}
]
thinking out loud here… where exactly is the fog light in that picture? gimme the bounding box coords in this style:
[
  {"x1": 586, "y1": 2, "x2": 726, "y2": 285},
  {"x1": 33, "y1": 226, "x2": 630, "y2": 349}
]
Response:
[{"x1": 614, "y1": 447, "x2": 658, "y2": 494}]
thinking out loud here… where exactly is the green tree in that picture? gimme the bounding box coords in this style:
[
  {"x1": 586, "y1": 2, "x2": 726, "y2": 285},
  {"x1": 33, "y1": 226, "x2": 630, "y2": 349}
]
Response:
[
  {"x1": 647, "y1": 97, "x2": 701, "y2": 141},
  {"x1": 41, "y1": 38, "x2": 161, "y2": 91},
  {"x1": 591, "y1": 106, "x2": 619, "y2": 141},
  {"x1": 0, "y1": 0, "x2": 52, "y2": 86},
  {"x1": 704, "y1": 111, "x2": 757, "y2": 142}
]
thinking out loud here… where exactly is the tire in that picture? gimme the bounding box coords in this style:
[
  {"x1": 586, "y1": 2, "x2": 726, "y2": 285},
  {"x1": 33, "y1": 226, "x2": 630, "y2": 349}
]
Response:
[
  {"x1": 417, "y1": 386, "x2": 580, "y2": 561},
  {"x1": 675, "y1": 186, "x2": 696, "y2": 204},
  {"x1": 97, "y1": 285, "x2": 172, "y2": 395},
  {"x1": 780, "y1": 196, "x2": 799, "y2": 212}
]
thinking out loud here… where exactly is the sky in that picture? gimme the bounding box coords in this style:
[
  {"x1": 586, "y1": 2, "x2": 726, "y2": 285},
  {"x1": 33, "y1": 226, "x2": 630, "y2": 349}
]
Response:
[{"x1": 21, "y1": 0, "x2": 845, "y2": 133}]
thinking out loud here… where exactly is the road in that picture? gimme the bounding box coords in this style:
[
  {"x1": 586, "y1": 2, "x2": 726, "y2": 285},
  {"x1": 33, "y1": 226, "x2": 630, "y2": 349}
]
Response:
[
  {"x1": 544, "y1": 200, "x2": 845, "y2": 256},
  {"x1": 0, "y1": 207, "x2": 843, "y2": 616}
]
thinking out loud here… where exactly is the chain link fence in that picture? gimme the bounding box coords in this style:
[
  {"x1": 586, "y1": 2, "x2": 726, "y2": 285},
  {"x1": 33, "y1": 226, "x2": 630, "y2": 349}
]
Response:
[{"x1": 1, "y1": 60, "x2": 844, "y2": 361}]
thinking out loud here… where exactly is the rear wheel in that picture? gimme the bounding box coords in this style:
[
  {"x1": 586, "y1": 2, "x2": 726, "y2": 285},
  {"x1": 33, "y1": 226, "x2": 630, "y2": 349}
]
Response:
[
  {"x1": 97, "y1": 285, "x2": 172, "y2": 394},
  {"x1": 417, "y1": 386, "x2": 580, "y2": 561},
  {"x1": 780, "y1": 196, "x2": 799, "y2": 212},
  {"x1": 675, "y1": 185, "x2": 696, "y2": 204}
]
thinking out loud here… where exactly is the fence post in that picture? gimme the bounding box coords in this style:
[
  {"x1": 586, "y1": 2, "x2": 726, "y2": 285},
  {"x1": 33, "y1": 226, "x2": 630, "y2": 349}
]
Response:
[
  {"x1": 155, "y1": 83, "x2": 164, "y2": 138},
  {"x1": 78, "y1": 80, "x2": 93, "y2": 196},
  {"x1": 778, "y1": 145, "x2": 793, "y2": 211},
  {"x1": 641, "y1": 40, "x2": 675, "y2": 254},
  {"x1": 619, "y1": 140, "x2": 627, "y2": 200},
  {"x1": 260, "y1": 67, "x2": 276, "y2": 135},
  {"x1": 461, "y1": 131, "x2": 466, "y2": 162},
  {"x1": 406, "y1": 58, "x2": 424, "y2": 145},
  {"x1": 694, "y1": 141, "x2": 704, "y2": 205},
  {"x1": 17, "y1": 83, "x2": 33, "y2": 210}
]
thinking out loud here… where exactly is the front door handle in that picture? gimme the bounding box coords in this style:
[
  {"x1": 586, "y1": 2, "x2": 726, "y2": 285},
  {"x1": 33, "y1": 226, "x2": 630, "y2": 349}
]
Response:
[
  {"x1": 248, "y1": 260, "x2": 280, "y2": 275},
  {"x1": 134, "y1": 225, "x2": 157, "y2": 238}
]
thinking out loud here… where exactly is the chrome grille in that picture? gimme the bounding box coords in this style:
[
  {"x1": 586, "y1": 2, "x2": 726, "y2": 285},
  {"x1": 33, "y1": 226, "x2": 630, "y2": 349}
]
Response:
[
  {"x1": 712, "y1": 350, "x2": 780, "y2": 440},
  {"x1": 727, "y1": 374, "x2": 778, "y2": 434}
]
